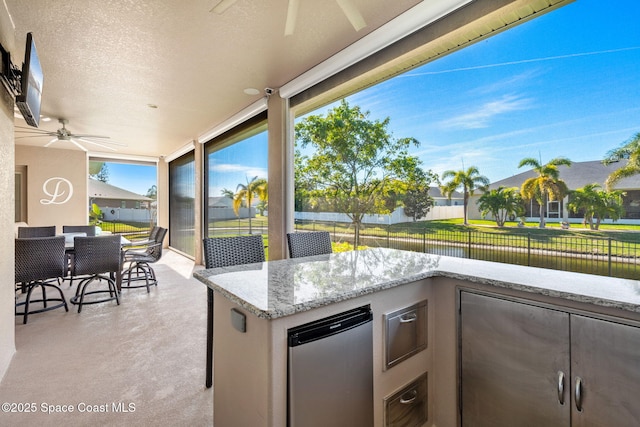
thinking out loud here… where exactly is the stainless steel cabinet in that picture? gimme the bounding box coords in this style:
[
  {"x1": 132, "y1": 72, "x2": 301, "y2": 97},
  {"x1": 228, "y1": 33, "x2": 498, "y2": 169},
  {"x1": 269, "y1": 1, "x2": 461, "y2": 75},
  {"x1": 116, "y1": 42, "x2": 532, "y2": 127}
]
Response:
[
  {"x1": 571, "y1": 315, "x2": 640, "y2": 426},
  {"x1": 384, "y1": 300, "x2": 427, "y2": 370},
  {"x1": 384, "y1": 373, "x2": 428, "y2": 427},
  {"x1": 460, "y1": 291, "x2": 640, "y2": 427}
]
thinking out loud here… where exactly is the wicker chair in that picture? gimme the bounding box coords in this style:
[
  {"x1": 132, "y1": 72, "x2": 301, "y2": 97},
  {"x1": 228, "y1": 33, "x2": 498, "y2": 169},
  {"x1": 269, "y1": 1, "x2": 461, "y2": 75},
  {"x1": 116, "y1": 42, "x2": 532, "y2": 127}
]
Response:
[
  {"x1": 15, "y1": 236, "x2": 68, "y2": 324},
  {"x1": 17, "y1": 225, "x2": 56, "y2": 238},
  {"x1": 70, "y1": 235, "x2": 122, "y2": 313},
  {"x1": 202, "y1": 235, "x2": 266, "y2": 388},
  {"x1": 286, "y1": 231, "x2": 333, "y2": 258},
  {"x1": 122, "y1": 227, "x2": 167, "y2": 292},
  {"x1": 62, "y1": 225, "x2": 97, "y2": 236}
]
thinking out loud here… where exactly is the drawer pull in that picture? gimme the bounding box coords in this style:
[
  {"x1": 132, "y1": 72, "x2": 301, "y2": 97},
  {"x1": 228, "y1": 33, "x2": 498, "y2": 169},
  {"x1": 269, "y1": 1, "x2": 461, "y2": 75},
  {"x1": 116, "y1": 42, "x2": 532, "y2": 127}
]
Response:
[
  {"x1": 399, "y1": 312, "x2": 417, "y2": 323},
  {"x1": 399, "y1": 389, "x2": 417, "y2": 405},
  {"x1": 575, "y1": 377, "x2": 583, "y2": 412},
  {"x1": 557, "y1": 371, "x2": 565, "y2": 405}
]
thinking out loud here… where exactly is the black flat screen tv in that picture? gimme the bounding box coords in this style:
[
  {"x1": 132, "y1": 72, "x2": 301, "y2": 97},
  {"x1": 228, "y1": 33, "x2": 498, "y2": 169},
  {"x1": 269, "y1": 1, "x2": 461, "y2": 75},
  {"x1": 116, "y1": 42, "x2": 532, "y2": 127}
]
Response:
[{"x1": 15, "y1": 32, "x2": 43, "y2": 128}]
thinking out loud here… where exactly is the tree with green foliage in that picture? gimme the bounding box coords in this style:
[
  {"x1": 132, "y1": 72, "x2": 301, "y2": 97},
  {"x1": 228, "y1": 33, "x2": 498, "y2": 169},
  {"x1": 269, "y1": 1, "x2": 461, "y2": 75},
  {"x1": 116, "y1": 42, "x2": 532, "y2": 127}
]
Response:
[
  {"x1": 89, "y1": 162, "x2": 109, "y2": 183},
  {"x1": 221, "y1": 188, "x2": 235, "y2": 199},
  {"x1": 603, "y1": 132, "x2": 640, "y2": 190},
  {"x1": 477, "y1": 186, "x2": 525, "y2": 227},
  {"x1": 567, "y1": 183, "x2": 601, "y2": 228},
  {"x1": 295, "y1": 99, "x2": 423, "y2": 247},
  {"x1": 232, "y1": 176, "x2": 267, "y2": 233},
  {"x1": 403, "y1": 186, "x2": 434, "y2": 222},
  {"x1": 89, "y1": 203, "x2": 102, "y2": 225},
  {"x1": 440, "y1": 166, "x2": 489, "y2": 226},
  {"x1": 568, "y1": 184, "x2": 625, "y2": 230},
  {"x1": 518, "y1": 156, "x2": 572, "y2": 228},
  {"x1": 146, "y1": 184, "x2": 157, "y2": 199}
]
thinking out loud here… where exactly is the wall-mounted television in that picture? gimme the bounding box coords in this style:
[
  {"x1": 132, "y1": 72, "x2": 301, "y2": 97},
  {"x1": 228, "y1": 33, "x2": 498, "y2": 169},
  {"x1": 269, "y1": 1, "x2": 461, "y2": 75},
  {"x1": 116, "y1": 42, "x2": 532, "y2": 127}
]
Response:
[{"x1": 15, "y1": 32, "x2": 43, "y2": 128}]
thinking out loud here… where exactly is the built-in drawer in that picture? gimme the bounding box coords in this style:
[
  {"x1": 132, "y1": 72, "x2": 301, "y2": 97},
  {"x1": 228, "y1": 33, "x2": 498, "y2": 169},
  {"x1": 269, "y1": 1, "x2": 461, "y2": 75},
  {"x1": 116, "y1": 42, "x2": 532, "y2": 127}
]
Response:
[
  {"x1": 384, "y1": 300, "x2": 427, "y2": 369},
  {"x1": 384, "y1": 372, "x2": 428, "y2": 427}
]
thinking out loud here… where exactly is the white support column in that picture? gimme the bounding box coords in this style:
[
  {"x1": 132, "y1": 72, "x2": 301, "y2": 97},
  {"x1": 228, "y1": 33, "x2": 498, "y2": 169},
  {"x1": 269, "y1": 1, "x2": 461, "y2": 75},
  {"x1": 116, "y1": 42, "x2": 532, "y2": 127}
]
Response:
[{"x1": 267, "y1": 92, "x2": 293, "y2": 260}]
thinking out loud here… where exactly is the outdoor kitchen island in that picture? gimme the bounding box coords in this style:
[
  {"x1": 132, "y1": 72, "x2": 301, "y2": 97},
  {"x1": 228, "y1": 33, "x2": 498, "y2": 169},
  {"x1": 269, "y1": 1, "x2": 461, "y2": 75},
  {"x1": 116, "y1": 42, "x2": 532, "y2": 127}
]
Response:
[{"x1": 193, "y1": 247, "x2": 640, "y2": 427}]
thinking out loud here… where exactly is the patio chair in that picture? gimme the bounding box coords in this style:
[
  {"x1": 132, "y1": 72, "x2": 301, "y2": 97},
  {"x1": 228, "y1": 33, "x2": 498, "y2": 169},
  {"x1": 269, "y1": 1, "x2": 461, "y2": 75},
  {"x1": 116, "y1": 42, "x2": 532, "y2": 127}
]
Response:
[
  {"x1": 17, "y1": 225, "x2": 56, "y2": 238},
  {"x1": 69, "y1": 235, "x2": 122, "y2": 313},
  {"x1": 122, "y1": 227, "x2": 167, "y2": 292},
  {"x1": 286, "y1": 231, "x2": 333, "y2": 258},
  {"x1": 15, "y1": 236, "x2": 68, "y2": 324},
  {"x1": 124, "y1": 226, "x2": 161, "y2": 247},
  {"x1": 202, "y1": 235, "x2": 266, "y2": 388}
]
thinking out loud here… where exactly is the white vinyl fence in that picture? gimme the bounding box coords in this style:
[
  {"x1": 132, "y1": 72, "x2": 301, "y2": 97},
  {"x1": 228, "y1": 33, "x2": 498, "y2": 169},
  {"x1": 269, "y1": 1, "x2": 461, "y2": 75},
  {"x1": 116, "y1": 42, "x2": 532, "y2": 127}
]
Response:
[{"x1": 294, "y1": 206, "x2": 464, "y2": 225}]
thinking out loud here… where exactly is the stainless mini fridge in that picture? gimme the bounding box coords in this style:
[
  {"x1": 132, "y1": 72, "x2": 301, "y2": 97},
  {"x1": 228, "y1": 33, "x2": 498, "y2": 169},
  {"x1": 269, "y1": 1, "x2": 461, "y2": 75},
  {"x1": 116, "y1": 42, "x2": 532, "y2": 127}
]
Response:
[{"x1": 287, "y1": 305, "x2": 373, "y2": 427}]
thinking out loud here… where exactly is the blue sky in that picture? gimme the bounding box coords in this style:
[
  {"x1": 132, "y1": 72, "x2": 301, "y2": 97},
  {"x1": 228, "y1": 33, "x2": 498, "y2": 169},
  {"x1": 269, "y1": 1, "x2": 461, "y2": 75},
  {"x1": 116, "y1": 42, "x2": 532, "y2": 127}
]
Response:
[
  {"x1": 340, "y1": 0, "x2": 640, "y2": 183},
  {"x1": 103, "y1": 162, "x2": 157, "y2": 196},
  {"x1": 111, "y1": 0, "x2": 640, "y2": 196}
]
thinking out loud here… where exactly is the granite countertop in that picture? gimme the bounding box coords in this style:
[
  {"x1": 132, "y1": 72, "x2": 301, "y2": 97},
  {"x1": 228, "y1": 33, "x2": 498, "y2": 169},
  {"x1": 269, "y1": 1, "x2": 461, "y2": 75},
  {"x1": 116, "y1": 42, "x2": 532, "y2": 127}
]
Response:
[{"x1": 193, "y1": 248, "x2": 640, "y2": 319}]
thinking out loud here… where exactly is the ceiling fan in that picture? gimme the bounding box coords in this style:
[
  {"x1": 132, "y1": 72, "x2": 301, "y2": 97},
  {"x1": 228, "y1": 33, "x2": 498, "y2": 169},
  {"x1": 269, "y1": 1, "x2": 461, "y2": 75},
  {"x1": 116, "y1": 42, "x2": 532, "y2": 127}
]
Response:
[
  {"x1": 14, "y1": 118, "x2": 126, "y2": 152},
  {"x1": 210, "y1": 0, "x2": 366, "y2": 36}
]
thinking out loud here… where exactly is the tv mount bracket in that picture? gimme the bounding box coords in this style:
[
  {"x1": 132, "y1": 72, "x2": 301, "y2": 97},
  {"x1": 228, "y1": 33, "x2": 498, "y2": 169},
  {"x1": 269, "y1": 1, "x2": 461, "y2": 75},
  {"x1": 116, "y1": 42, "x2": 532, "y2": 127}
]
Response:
[{"x1": 0, "y1": 42, "x2": 22, "y2": 97}]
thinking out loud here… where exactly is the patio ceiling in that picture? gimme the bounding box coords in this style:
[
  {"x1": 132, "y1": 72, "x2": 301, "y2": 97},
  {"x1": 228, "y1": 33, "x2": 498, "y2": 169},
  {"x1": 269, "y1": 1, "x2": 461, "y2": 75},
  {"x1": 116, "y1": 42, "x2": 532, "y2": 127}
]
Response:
[{"x1": 6, "y1": 0, "x2": 425, "y2": 158}]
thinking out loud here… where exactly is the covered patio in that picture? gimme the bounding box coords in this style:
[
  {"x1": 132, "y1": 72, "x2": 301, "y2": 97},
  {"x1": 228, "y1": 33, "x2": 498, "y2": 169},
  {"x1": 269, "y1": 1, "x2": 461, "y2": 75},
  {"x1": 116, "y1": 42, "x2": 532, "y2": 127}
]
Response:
[{"x1": 0, "y1": 251, "x2": 212, "y2": 426}]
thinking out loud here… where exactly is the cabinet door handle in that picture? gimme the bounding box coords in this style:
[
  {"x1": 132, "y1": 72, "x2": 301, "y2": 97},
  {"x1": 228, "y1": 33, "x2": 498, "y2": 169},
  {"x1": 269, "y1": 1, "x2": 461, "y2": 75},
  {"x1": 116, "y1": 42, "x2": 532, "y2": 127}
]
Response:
[
  {"x1": 575, "y1": 376, "x2": 583, "y2": 412},
  {"x1": 399, "y1": 312, "x2": 417, "y2": 323},
  {"x1": 557, "y1": 371, "x2": 565, "y2": 405},
  {"x1": 399, "y1": 389, "x2": 417, "y2": 405}
]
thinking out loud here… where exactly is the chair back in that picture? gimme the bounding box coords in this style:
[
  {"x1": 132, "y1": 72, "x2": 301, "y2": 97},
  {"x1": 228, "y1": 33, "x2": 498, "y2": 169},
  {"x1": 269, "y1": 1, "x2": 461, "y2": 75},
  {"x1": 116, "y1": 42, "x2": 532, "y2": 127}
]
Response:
[
  {"x1": 145, "y1": 227, "x2": 167, "y2": 262},
  {"x1": 202, "y1": 235, "x2": 265, "y2": 269},
  {"x1": 148, "y1": 226, "x2": 161, "y2": 242},
  {"x1": 286, "y1": 231, "x2": 333, "y2": 258},
  {"x1": 63, "y1": 225, "x2": 97, "y2": 236},
  {"x1": 15, "y1": 236, "x2": 66, "y2": 283},
  {"x1": 73, "y1": 235, "x2": 122, "y2": 276},
  {"x1": 17, "y1": 226, "x2": 56, "y2": 238}
]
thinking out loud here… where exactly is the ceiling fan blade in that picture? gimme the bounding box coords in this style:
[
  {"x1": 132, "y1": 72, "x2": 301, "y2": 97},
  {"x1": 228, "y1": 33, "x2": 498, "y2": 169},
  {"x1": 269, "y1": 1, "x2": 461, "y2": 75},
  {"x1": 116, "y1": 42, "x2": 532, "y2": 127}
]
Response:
[
  {"x1": 336, "y1": 0, "x2": 366, "y2": 31},
  {"x1": 284, "y1": 0, "x2": 300, "y2": 36},
  {"x1": 78, "y1": 138, "x2": 118, "y2": 151},
  {"x1": 210, "y1": 0, "x2": 237, "y2": 14},
  {"x1": 69, "y1": 138, "x2": 89, "y2": 152},
  {"x1": 14, "y1": 135, "x2": 56, "y2": 139},
  {"x1": 72, "y1": 133, "x2": 111, "y2": 139},
  {"x1": 44, "y1": 138, "x2": 59, "y2": 148}
]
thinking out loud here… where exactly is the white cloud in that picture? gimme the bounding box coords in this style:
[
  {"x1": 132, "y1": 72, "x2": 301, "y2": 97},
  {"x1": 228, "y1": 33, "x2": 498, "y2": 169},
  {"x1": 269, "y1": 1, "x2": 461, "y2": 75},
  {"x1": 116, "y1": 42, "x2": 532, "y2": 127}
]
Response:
[{"x1": 438, "y1": 94, "x2": 533, "y2": 129}]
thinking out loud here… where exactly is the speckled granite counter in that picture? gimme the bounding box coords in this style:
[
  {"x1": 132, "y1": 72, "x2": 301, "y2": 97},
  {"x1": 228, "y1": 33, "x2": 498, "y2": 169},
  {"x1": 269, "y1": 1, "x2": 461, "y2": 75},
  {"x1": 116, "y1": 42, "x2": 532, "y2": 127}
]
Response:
[{"x1": 193, "y1": 247, "x2": 640, "y2": 319}]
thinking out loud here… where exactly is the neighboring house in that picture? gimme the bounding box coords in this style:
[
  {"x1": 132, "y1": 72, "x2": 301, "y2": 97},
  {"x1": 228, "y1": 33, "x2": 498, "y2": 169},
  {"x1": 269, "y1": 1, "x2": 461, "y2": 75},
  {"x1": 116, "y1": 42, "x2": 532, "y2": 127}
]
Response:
[
  {"x1": 89, "y1": 178, "x2": 154, "y2": 221},
  {"x1": 207, "y1": 196, "x2": 255, "y2": 220},
  {"x1": 468, "y1": 160, "x2": 640, "y2": 222},
  {"x1": 429, "y1": 187, "x2": 464, "y2": 206}
]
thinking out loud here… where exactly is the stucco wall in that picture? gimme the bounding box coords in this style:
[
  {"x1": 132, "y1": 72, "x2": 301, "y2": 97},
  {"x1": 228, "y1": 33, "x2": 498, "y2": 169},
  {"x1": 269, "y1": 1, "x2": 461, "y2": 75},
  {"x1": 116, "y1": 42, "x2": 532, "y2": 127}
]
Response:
[
  {"x1": 0, "y1": 2, "x2": 16, "y2": 381},
  {"x1": 15, "y1": 145, "x2": 88, "y2": 232}
]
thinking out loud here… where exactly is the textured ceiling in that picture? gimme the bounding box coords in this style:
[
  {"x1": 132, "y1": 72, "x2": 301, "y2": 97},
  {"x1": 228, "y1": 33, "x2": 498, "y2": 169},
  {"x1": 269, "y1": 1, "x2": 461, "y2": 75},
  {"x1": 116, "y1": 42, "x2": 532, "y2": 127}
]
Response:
[{"x1": 6, "y1": 0, "x2": 422, "y2": 157}]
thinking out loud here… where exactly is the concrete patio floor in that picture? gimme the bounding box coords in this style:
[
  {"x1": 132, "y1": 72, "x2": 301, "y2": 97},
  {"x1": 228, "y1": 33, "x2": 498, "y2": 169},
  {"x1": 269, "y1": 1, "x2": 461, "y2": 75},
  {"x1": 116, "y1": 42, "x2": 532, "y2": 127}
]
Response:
[{"x1": 0, "y1": 250, "x2": 213, "y2": 426}]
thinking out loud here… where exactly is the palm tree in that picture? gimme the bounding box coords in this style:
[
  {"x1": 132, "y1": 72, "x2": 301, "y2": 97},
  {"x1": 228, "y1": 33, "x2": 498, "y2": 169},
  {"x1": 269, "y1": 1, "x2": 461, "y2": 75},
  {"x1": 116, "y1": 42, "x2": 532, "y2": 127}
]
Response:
[
  {"x1": 440, "y1": 166, "x2": 489, "y2": 225},
  {"x1": 604, "y1": 132, "x2": 640, "y2": 190},
  {"x1": 233, "y1": 176, "x2": 268, "y2": 234},
  {"x1": 568, "y1": 183, "x2": 601, "y2": 228},
  {"x1": 518, "y1": 157, "x2": 572, "y2": 228},
  {"x1": 477, "y1": 186, "x2": 524, "y2": 227},
  {"x1": 592, "y1": 189, "x2": 626, "y2": 230}
]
